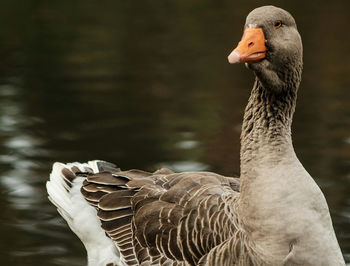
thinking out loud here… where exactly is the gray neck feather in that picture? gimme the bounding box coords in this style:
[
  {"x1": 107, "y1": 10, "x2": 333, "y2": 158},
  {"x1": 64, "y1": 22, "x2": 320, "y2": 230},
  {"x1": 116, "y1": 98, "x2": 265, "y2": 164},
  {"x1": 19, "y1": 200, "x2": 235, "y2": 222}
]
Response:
[{"x1": 240, "y1": 65, "x2": 302, "y2": 175}]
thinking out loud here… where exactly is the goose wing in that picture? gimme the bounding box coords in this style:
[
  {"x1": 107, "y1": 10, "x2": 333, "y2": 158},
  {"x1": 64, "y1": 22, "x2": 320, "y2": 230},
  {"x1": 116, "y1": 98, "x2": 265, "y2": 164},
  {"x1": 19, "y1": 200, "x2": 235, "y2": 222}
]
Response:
[{"x1": 63, "y1": 162, "x2": 244, "y2": 265}]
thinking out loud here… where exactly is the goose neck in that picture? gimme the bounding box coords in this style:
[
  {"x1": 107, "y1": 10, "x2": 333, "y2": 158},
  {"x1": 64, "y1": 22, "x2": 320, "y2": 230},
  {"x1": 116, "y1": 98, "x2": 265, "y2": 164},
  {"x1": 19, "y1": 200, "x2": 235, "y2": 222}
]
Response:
[{"x1": 240, "y1": 79, "x2": 298, "y2": 173}]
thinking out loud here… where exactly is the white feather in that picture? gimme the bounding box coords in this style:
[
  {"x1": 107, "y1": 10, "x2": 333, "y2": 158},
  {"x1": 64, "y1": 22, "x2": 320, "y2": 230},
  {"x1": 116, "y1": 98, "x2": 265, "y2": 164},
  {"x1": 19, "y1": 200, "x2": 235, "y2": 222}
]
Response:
[{"x1": 47, "y1": 161, "x2": 126, "y2": 266}]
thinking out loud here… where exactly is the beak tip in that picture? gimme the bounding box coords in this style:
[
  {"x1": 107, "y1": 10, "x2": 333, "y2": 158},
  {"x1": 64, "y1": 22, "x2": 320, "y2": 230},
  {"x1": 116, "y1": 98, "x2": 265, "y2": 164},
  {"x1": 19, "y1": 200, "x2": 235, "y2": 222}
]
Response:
[{"x1": 228, "y1": 50, "x2": 240, "y2": 64}]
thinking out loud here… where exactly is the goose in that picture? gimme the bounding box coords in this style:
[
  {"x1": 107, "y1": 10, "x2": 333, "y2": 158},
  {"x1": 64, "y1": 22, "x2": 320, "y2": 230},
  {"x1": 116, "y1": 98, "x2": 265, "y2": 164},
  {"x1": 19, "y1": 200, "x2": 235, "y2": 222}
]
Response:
[{"x1": 46, "y1": 5, "x2": 345, "y2": 266}]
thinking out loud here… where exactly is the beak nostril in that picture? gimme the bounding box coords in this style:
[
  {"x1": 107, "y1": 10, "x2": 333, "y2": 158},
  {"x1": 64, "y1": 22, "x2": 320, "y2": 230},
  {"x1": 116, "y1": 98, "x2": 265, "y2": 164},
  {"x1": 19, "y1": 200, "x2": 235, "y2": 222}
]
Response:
[{"x1": 248, "y1": 42, "x2": 254, "y2": 48}]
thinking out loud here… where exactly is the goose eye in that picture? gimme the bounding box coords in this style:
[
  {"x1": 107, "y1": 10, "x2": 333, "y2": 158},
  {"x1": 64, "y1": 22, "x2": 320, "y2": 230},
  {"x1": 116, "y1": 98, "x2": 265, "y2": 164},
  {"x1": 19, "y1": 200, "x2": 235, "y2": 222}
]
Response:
[{"x1": 273, "y1": 20, "x2": 282, "y2": 29}]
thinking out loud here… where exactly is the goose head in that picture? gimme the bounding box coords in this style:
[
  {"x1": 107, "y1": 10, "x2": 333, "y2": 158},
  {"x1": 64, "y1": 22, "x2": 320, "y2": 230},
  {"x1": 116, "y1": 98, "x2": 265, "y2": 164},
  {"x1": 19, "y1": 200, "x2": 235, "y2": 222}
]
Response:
[{"x1": 228, "y1": 6, "x2": 303, "y2": 92}]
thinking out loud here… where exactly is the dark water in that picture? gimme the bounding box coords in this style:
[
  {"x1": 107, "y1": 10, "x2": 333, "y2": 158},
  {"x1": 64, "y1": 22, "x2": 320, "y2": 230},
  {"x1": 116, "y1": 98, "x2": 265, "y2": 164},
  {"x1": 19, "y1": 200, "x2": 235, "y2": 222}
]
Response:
[{"x1": 0, "y1": 0, "x2": 349, "y2": 265}]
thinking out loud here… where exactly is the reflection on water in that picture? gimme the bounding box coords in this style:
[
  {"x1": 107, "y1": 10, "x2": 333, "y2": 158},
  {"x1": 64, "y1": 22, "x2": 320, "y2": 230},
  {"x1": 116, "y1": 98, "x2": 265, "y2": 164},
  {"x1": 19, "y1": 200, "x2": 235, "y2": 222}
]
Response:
[{"x1": 0, "y1": 0, "x2": 349, "y2": 265}]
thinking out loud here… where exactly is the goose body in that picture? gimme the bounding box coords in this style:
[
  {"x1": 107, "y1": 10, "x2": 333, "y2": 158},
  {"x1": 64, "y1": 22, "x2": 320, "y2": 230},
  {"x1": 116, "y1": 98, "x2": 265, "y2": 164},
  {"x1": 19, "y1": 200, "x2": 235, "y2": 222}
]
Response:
[{"x1": 47, "y1": 6, "x2": 345, "y2": 265}]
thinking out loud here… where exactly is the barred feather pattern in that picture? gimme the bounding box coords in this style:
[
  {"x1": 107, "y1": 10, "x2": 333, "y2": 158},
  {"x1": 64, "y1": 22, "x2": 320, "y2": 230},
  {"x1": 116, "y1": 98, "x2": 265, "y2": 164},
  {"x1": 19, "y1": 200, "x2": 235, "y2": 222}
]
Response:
[
  {"x1": 55, "y1": 161, "x2": 266, "y2": 265},
  {"x1": 198, "y1": 193, "x2": 264, "y2": 265}
]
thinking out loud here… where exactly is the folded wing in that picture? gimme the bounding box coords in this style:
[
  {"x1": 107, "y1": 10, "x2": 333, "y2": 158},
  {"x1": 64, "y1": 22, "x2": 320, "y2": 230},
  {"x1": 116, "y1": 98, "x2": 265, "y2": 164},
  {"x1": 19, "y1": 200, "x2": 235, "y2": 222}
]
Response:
[{"x1": 72, "y1": 162, "x2": 241, "y2": 265}]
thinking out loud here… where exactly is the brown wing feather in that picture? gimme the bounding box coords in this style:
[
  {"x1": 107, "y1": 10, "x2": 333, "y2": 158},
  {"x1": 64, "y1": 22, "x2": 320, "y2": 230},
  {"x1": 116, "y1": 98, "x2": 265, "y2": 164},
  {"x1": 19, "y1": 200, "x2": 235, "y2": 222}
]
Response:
[
  {"x1": 65, "y1": 163, "x2": 241, "y2": 266},
  {"x1": 81, "y1": 169, "x2": 153, "y2": 266},
  {"x1": 130, "y1": 171, "x2": 240, "y2": 265}
]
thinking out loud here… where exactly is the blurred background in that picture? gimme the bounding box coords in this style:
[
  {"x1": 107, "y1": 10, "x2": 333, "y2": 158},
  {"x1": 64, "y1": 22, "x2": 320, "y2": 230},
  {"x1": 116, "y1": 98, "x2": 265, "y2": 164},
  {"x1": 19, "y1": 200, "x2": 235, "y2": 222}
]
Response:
[{"x1": 0, "y1": 0, "x2": 349, "y2": 265}]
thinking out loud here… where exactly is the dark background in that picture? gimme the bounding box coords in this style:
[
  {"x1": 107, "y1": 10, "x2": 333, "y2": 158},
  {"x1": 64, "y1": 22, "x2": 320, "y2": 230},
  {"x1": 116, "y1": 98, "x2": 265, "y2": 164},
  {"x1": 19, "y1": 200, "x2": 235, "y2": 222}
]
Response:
[{"x1": 0, "y1": 0, "x2": 349, "y2": 265}]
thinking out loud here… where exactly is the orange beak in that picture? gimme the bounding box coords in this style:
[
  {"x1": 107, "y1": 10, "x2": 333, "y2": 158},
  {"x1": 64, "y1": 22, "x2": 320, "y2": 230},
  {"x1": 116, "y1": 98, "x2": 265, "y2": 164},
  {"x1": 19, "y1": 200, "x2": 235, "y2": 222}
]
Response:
[{"x1": 228, "y1": 27, "x2": 267, "y2": 64}]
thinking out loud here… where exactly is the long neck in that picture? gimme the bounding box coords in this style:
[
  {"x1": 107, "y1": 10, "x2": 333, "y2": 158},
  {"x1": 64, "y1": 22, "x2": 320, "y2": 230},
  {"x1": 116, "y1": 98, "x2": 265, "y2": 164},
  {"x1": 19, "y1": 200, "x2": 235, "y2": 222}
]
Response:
[{"x1": 240, "y1": 78, "x2": 298, "y2": 176}]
